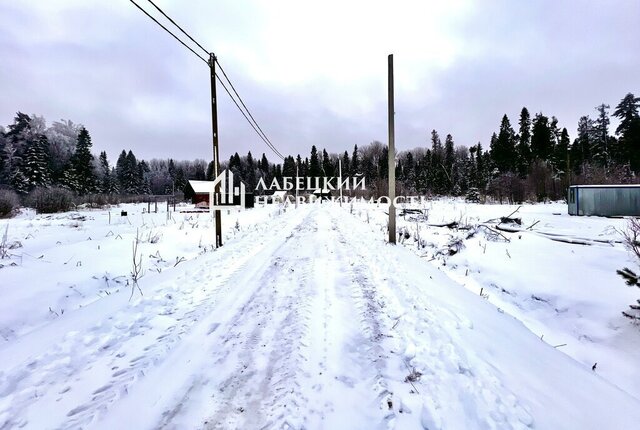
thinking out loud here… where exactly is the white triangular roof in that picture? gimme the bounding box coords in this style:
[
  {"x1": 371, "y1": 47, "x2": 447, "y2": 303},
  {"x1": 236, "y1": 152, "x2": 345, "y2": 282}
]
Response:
[{"x1": 188, "y1": 180, "x2": 216, "y2": 193}]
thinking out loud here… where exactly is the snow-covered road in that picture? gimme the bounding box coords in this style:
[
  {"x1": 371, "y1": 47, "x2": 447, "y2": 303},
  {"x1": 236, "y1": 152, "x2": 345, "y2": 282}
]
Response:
[{"x1": 1, "y1": 204, "x2": 640, "y2": 429}]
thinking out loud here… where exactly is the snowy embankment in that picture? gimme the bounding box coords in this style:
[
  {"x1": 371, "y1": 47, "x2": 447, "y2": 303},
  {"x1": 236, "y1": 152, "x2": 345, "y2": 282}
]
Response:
[{"x1": 0, "y1": 202, "x2": 639, "y2": 429}]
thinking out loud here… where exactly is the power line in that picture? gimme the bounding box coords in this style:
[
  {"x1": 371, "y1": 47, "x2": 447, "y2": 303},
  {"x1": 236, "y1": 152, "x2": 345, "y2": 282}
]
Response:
[
  {"x1": 128, "y1": 0, "x2": 208, "y2": 65},
  {"x1": 215, "y1": 73, "x2": 285, "y2": 160},
  {"x1": 144, "y1": 0, "x2": 210, "y2": 56},
  {"x1": 215, "y1": 58, "x2": 285, "y2": 160},
  {"x1": 129, "y1": 0, "x2": 286, "y2": 160}
]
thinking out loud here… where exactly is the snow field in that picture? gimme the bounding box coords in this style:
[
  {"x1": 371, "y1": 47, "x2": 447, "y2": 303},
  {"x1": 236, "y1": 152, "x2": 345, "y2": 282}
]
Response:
[
  {"x1": 350, "y1": 199, "x2": 640, "y2": 401},
  {"x1": 339, "y1": 203, "x2": 640, "y2": 428},
  {"x1": 0, "y1": 203, "x2": 282, "y2": 341},
  {"x1": 0, "y1": 200, "x2": 639, "y2": 429},
  {"x1": 0, "y1": 202, "x2": 292, "y2": 429}
]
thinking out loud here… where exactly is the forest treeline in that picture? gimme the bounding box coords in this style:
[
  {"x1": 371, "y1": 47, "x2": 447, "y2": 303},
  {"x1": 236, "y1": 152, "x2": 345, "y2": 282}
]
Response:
[{"x1": 0, "y1": 92, "x2": 638, "y2": 206}]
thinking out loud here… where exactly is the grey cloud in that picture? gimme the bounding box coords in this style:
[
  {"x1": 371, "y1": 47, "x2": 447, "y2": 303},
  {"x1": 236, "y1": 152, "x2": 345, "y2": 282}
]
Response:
[{"x1": 1, "y1": 0, "x2": 637, "y2": 164}]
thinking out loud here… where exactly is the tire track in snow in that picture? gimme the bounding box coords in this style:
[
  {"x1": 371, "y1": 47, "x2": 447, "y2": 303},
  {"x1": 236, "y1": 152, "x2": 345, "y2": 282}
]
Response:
[
  {"x1": 0, "y1": 209, "x2": 307, "y2": 430},
  {"x1": 202, "y1": 214, "x2": 320, "y2": 429},
  {"x1": 162, "y1": 207, "x2": 396, "y2": 430},
  {"x1": 328, "y1": 211, "x2": 402, "y2": 427},
  {"x1": 336, "y1": 207, "x2": 536, "y2": 429},
  {"x1": 149, "y1": 211, "x2": 319, "y2": 430}
]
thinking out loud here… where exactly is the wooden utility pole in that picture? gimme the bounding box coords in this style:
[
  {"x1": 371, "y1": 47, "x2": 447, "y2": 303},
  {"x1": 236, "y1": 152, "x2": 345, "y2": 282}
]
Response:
[
  {"x1": 295, "y1": 164, "x2": 299, "y2": 209},
  {"x1": 388, "y1": 54, "x2": 396, "y2": 244},
  {"x1": 338, "y1": 158, "x2": 343, "y2": 207},
  {"x1": 209, "y1": 53, "x2": 222, "y2": 247}
]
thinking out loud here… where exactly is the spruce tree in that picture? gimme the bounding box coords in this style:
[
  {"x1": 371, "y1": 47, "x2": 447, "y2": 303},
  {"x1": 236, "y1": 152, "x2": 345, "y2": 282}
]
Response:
[
  {"x1": 322, "y1": 149, "x2": 334, "y2": 177},
  {"x1": 60, "y1": 165, "x2": 80, "y2": 192},
  {"x1": 125, "y1": 151, "x2": 139, "y2": 193},
  {"x1": 491, "y1": 115, "x2": 517, "y2": 173},
  {"x1": 517, "y1": 108, "x2": 532, "y2": 176},
  {"x1": 282, "y1": 156, "x2": 296, "y2": 177},
  {"x1": 402, "y1": 152, "x2": 416, "y2": 189},
  {"x1": 430, "y1": 130, "x2": 446, "y2": 194},
  {"x1": 341, "y1": 151, "x2": 350, "y2": 176},
  {"x1": 98, "y1": 151, "x2": 109, "y2": 191},
  {"x1": 5, "y1": 112, "x2": 33, "y2": 155},
  {"x1": 309, "y1": 145, "x2": 321, "y2": 177},
  {"x1": 258, "y1": 153, "x2": 271, "y2": 187},
  {"x1": 260, "y1": 153, "x2": 268, "y2": 172},
  {"x1": 296, "y1": 154, "x2": 307, "y2": 177},
  {"x1": 116, "y1": 151, "x2": 128, "y2": 191},
  {"x1": 23, "y1": 134, "x2": 51, "y2": 190},
  {"x1": 593, "y1": 104, "x2": 611, "y2": 167},
  {"x1": 444, "y1": 134, "x2": 455, "y2": 192},
  {"x1": 351, "y1": 145, "x2": 359, "y2": 174},
  {"x1": 98, "y1": 151, "x2": 118, "y2": 194},
  {"x1": 69, "y1": 127, "x2": 96, "y2": 194},
  {"x1": 116, "y1": 150, "x2": 139, "y2": 194},
  {"x1": 554, "y1": 128, "x2": 570, "y2": 174},
  {"x1": 228, "y1": 153, "x2": 241, "y2": 174},
  {"x1": 6, "y1": 112, "x2": 31, "y2": 138},
  {"x1": 531, "y1": 114, "x2": 553, "y2": 161},
  {"x1": 4, "y1": 113, "x2": 36, "y2": 192},
  {"x1": 168, "y1": 159, "x2": 176, "y2": 183},
  {"x1": 137, "y1": 160, "x2": 150, "y2": 194},
  {"x1": 613, "y1": 93, "x2": 640, "y2": 172},
  {"x1": 246, "y1": 151, "x2": 256, "y2": 190},
  {"x1": 175, "y1": 166, "x2": 186, "y2": 192}
]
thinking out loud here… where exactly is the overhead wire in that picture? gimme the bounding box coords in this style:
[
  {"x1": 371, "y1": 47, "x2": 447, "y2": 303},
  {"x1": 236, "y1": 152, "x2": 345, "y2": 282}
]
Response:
[
  {"x1": 130, "y1": 0, "x2": 286, "y2": 160},
  {"x1": 215, "y1": 58, "x2": 285, "y2": 160},
  {"x1": 215, "y1": 74, "x2": 284, "y2": 160},
  {"x1": 144, "y1": 0, "x2": 210, "y2": 56},
  {"x1": 128, "y1": 0, "x2": 208, "y2": 65}
]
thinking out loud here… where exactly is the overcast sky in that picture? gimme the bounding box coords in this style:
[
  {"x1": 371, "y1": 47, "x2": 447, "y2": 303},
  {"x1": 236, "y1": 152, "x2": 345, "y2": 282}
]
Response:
[{"x1": 1, "y1": 0, "x2": 638, "y2": 163}]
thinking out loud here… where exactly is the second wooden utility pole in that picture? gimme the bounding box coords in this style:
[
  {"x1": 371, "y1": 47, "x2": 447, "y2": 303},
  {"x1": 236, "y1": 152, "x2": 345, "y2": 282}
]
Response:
[
  {"x1": 388, "y1": 54, "x2": 396, "y2": 244},
  {"x1": 209, "y1": 53, "x2": 222, "y2": 248},
  {"x1": 338, "y1": 158, "x2": 343, "y2": 207}
]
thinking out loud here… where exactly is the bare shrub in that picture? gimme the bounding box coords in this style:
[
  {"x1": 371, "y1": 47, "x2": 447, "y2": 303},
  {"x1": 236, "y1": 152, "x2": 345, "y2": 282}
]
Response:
[
  {"x1": 0, "y1": 225, "x2": 8, "y2": 259},
  {"x1": 488, "y1": 173, "x2": 526, "y2": 204},
  {"x1": 130, "y1": 229, "x2": 144, "y2": 299},
  {"x1": 26, "y1": 187, "x2": 75, "y2": 214},
  {"x1": 0, "y1": 189, "x2": 20, "y2": 218},
  {"x1": 623, "y1": 218, "x2": 640, "y2": 263},
  {"x1": 617, "y1": 218, "x2": 640, "y2": 320}
]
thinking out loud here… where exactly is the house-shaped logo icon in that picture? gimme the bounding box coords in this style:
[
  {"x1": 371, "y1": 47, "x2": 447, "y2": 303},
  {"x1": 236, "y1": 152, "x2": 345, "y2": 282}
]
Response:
[
  {"x1": 189, "y1": 170, "x2": 245, "y2": 211},
  {"x1": 211, "y1": 169, "x2": 245, "y2": 210}
]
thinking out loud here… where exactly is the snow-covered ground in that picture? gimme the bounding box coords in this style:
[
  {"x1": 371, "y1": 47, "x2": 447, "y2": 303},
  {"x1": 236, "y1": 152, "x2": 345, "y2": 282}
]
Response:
[
  {"x1": 350, "y1": 199, "x2": 640, "y2": 402},
  {"x1": 0, "y1": 201, "x2": 639, "y2": 429}
]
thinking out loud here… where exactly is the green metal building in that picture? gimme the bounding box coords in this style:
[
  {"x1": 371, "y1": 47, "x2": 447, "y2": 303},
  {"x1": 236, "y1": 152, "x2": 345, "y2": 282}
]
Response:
[{"x1": 568, "y1": 184, "x2": 640, "y2": 216}]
